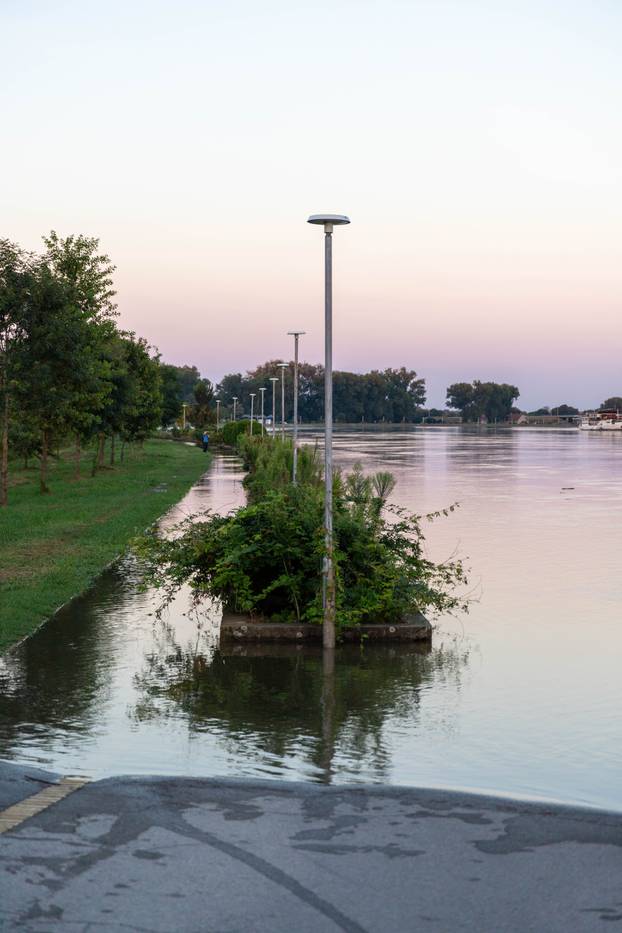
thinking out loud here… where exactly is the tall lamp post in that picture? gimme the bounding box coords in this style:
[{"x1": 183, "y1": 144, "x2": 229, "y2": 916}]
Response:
[
  {"x1": 249, "y1": 393, "x2": 256, "y2": 435},
  {"x1": 259, "y1": 387, "x2": 266, "y2": 436},
  {"x1": 277, "y1": 362, "x2": 288, "y2": 441},
  {"x1": 307, "y1": 213, "x2": 350, "y2": 649},
  {"x1": 269, "y1": 377, "x2": 279, "y2": 438},
  {"x1": 287, "y1": 330, "x2": 305, "y2": 483},
  {"x1": 215, "y1": 398, "x2": 220, "y2": 431},
  {"x1": 232, "y1": 396, "x2": 238, "y2": 422},
  {"x1": 182, "y1": 403, "x2": 187, "y2": 430}
]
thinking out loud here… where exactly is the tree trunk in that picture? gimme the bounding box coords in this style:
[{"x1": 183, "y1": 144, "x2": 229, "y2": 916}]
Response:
[
  {"x1": 40, "y1": 429, "x2": 50, "y2": 494},
  {"x1": 110, "y1": 434, "x2": 115, "y2": 466},
  {"x1": 0, "y1": 391, "x2": 8, "y2": 507},
  {"x1": 74, "y1": 435, "x2": 81, "y2": 480},
  {"x1": 92, "y1": 432, "x2": 106, "y2": 476},
  {"x1": 120, "y1": 440, "x2": 125, "y2": 463}
]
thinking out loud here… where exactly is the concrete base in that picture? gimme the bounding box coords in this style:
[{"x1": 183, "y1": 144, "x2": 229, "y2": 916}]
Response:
[{"x1": 220, "y1": 612, "x2": 432, "y2": 642}]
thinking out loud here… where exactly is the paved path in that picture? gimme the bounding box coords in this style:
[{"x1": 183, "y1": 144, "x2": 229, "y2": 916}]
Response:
[{"x1": 1, "y1": 761, "x2": 621, "y2": 932}]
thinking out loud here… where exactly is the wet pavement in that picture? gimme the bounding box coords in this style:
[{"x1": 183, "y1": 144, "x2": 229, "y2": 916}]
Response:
[{"x1": 1, "y1": 761, "x2": 621, "y2": 932}]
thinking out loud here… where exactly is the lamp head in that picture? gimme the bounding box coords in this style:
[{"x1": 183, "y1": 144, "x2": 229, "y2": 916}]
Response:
[
  {"x1": 287, "y1": 330, "x2": 306, "y2": 336},
  {"x1": 307, "y1": 214, "x2": 350, "y2": 226}
]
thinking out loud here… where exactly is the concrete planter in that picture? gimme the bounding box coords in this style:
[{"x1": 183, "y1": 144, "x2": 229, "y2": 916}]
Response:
[{"x1": 220, "y1": 612, "x2": 431, "y2": 643}]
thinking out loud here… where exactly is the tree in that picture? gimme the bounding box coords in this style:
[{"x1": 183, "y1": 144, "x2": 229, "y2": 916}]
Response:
[
  {"x1": 447, "y1": 381, "x2": 519, "y2": 422},
  {"x1": 160, "y1": 364, "x2": 183, "y2": 427},
  {"x1": 119, "y1": 337, "x2": 163, "y2": 446},
  {"x1": 0, "y1": 240, "x2": 30, "y2": 505},
  {"x1": 551, "y1": 404, "x2": 579, "y2": 416},
  {"x1": 192, "y1": 378, "x2": 215, "y2": 427},
  {"x1": 600, "y1": 397, "x2": 622, "y2": 411},
  {"x1": 42, "y1": 231, "x2": 117, "y2": 322},
  {"x1": 12, "y1": 260, "x2": 103, "y2": 492}
]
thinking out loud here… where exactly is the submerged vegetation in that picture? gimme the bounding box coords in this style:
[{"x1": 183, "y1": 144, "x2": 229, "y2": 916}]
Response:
[{"x1": 139, "y1": 436, "x2": 468, "y2": 630}]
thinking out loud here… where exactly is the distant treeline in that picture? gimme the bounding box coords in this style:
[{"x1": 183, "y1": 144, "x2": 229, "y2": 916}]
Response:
[{"x1": 215, "y1": 361, "x2": 426, "y2": 423}]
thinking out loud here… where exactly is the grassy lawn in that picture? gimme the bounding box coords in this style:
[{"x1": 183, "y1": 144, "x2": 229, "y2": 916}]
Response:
[{"x1": 0, "y1": 439, "x2": 209, "y2": 653}]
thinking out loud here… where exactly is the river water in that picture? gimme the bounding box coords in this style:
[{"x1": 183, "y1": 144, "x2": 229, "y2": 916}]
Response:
[{"x1": 1, "y1": 427, "x2": 620, "y2": 810}]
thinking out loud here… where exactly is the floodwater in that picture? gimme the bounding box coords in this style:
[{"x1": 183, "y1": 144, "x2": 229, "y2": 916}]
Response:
[{"x1": 1, "y1": 427, "x2": 621, "y2": 810}]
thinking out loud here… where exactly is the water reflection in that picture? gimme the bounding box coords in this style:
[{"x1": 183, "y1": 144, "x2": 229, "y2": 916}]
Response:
[{"x1": 131, "y1": 631, "x2": 469, "y2": 784}]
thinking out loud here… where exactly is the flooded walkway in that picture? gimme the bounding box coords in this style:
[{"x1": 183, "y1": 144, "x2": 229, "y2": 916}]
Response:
[{"x1": 1, "y1": 428, "x2": 621, "y2": 810}]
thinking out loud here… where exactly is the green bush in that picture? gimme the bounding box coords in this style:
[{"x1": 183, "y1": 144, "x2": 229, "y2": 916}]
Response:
[
  {"x1": 138, "y1": 440, "x2": 468, "y2": 628},
  {"x1": 220, "y1": 419, "x2": 253, "y2": 446}
]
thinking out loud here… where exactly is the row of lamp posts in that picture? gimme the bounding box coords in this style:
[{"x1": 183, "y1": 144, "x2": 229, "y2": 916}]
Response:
[{"x1": 214, "y1": 214, "x2": 350, "y2": 649}]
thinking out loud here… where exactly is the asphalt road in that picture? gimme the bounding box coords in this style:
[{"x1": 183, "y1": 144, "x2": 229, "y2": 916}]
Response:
[{"x1": 1, "y1": 761, "x2": 621, "y2": 932}]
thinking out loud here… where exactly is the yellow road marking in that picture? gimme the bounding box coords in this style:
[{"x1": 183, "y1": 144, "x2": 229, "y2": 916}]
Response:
[{"x1": 0, "y1": 776, "x2": 89, "y2": 834}]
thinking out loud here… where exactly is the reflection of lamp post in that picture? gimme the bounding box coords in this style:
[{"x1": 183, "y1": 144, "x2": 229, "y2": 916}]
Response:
[
  {"x1": 307, "y1": 213, "x2": 351, "y2": 650},
  {"x1": 249, "y1": 393, "x2": 256, "y2": 434},
  {"x1": 270, "y1": 377, "x2": 279, "y2": 438},
  {"x1": 277, "y1": 363, "x2": 288, "y2": 441},
  {"x1": 232, "y1": 397, "x2": 238, "y2": 422},
  {"x1": 259, "y1": 387, "x2": 266, "y2": 436},
  {"x1": 215, "y1": 398, "x2": 220, "y2": 431},
  {"x1": 287, "y1": 330, "x2": 305, "y2": 483}
]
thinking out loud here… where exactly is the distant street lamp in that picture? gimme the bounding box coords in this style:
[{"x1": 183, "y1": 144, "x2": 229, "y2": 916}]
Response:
[
  {"x1": 269, "y1": 377, "x2": 279, "y2": 438},
  {"x1": 307, "y1": 212, "x2": 351, "y2": 649},
  {"x1": 249, "y1": 393, "x2": 256, "y2": 434},
  {"x1": 232, "y1": 396, "x2": 238, "y2": 422},
  {"x1": 215, "y1": 398, "x2": 220, "y2": 431},
  {"x1": 259, "y1": 387, "x2": 266, "y2": 436},
  {"x1": 277, "y1": 362, "x2": 288, "y2": 441},
  {"x1": 182, "y1": 403, "x2": 187, "y2": 431},
  {"x1": 287, "y1": 331, "x2": 306, "y2": 483}
]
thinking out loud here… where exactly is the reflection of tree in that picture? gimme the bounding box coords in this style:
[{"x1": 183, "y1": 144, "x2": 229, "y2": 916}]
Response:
[
  {"x1": 0, "y1": 559, "x2": 140, "y2": 755},
  {"x1": 132, "y1": 632, "x2": 470, "y2": 784}
]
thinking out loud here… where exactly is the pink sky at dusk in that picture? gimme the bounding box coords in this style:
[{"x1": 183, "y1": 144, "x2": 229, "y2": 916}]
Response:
[{"x1": 2, "y1": 0, "x2": 621, "y2": 409}]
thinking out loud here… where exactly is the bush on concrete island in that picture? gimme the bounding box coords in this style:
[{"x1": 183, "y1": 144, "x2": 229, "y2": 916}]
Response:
[{"x1": 138, "y1": 438, "x2": 468, "y2": 628}]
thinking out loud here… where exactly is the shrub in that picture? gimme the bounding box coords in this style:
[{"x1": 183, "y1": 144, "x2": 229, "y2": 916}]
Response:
[
  {"x1": 138, "y1": 441, "x2": 468, "y2": 628},
  {"x1": 220, "y1": 419, "x2": 252, "y2": 446}
]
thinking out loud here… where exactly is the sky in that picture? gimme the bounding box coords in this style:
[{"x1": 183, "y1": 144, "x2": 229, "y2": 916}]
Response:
[{"x1": 1, "y1": 0, "x2": 621, "y2": 409}]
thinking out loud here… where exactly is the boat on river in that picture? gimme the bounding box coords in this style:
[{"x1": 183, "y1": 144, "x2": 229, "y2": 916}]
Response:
[{"x1": 579, "y1": 409, "x2": 622, "y2": 431}]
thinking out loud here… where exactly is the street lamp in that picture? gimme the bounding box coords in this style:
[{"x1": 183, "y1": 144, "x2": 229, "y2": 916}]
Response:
[
  {"x1": 249, "y1": 393, "x2": 256, "y2": 435},
  {"x1": 307, "y1": 212, "x2": 350, "y2": 649},
  {"x1": 232, "y1": 396, "x2": 238, "y2": 422},
  {"x1": 287, "y1": 330, "x2": 306, "y2": 483},
  {"x1": 269, "y1": 377, "x2": 279, "y2": 438},
  {"x1": 259, "y1": 387, "x2": 266, "y2": 436},
  {"x1": 181, "y1": 403, "x2": 187, "y2": 431},
  {"x1": 277, "y1": 362, "x2": 288, "y2": 441},
  {"x1": 215, "y1": 398, "x2": 220, "y2": 431}
]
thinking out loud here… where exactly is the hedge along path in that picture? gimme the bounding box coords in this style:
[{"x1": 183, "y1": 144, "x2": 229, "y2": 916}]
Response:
[{"x1": 0, "y1": 777, "x2": 89, "y2": 834}]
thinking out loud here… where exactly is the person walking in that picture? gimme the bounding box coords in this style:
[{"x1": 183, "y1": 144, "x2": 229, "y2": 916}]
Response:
[{"x1": 202, "y1": 430, "x2": 210, "y2": 452}]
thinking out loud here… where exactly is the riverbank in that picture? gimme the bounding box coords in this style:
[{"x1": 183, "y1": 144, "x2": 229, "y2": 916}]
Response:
[
  {"x1": 1, "y1": 761, "x2": 621, "y2": 932},
  {"x1": 0, "y1": 439, "x2": 209, "y2": 654}
]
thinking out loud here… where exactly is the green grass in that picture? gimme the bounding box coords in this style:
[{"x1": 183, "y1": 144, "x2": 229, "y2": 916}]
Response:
[{"x1": 0, "y1": 439, "x2": 209, "y2": 653}]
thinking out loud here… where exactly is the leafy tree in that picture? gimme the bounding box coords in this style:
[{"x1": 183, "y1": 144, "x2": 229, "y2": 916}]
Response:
[
  {"x1": 119, "y1": 336, "x2": 163, "y2": 446},
  {"x1": 192, "y1": 378, "x2": 215, "y2": 427},
  {"x1": 600, "y1": 397, "x2": 622, "y2": 411},
  {"x1": 551, "y1": 404, "x2": 579, "y2": 416},
  {"x1": 159, "y1": 364, "x2": 184, "y2": 427},
  {"x1": 174, "y1": 365, "x2": 201, "y2": 403},
  {"x1": 12, "y1": 260, "x2": 103, "y2": 492},
  {"x1": 0, "y1": 240, "x2": 31, "y2": 505},
  {"x1": 42, "y1": 231, "x2": 117, "y2": 322},
  {"x1": 447, "y1": 381, "x2": 519, "y2": 422}
]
